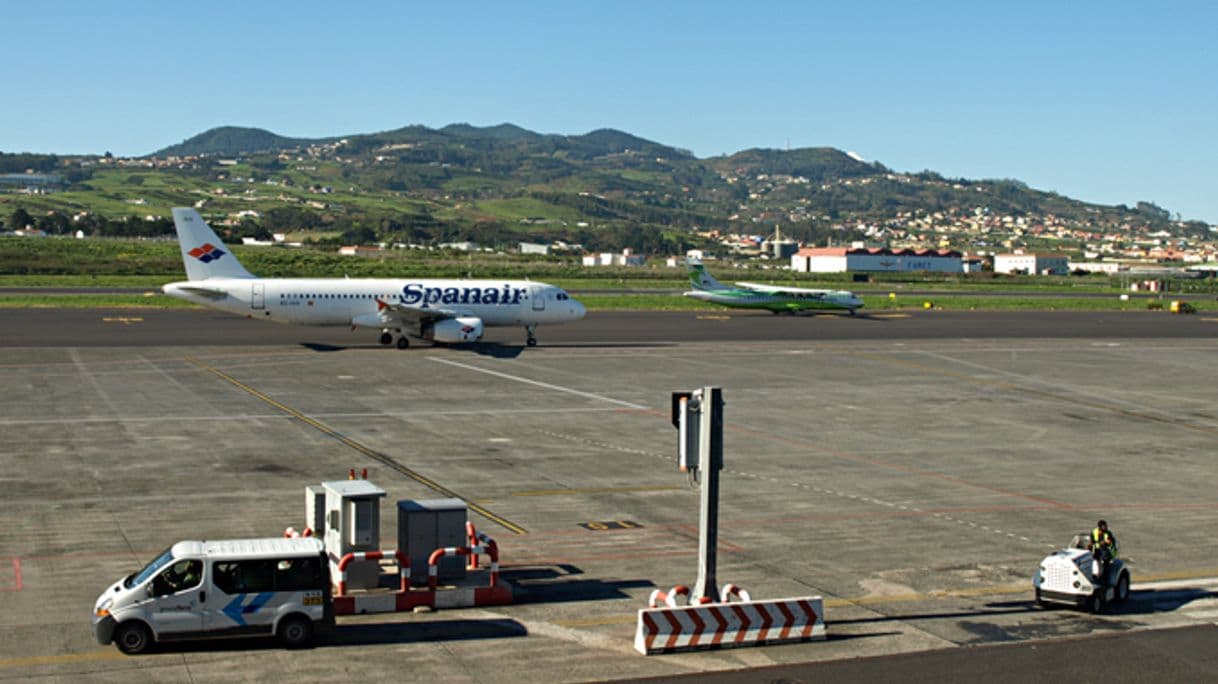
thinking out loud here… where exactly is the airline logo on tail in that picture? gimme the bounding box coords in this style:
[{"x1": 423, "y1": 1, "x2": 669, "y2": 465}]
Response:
[
  {"x1": 188, "y1": 243, "x2": 227, "y2": 263},
  {"x1": 686, "y1": 259, "x2": 721, "y2": 291}
]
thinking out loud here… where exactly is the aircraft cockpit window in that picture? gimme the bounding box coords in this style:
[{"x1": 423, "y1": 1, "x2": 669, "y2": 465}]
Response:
[{"x1": 557, "y1": 293, "x2": 569, "y2": 301}]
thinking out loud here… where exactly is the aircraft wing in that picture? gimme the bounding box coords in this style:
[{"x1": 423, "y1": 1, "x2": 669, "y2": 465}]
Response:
[
  {"x1": 374, "y1": 298, "x2": 462, "y2": 325},
  {"x1": 735, "y1": 282, "x2": 835, "y2": 295}
]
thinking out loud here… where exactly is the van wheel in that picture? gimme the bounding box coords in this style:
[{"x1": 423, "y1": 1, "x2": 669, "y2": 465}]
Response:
[
  {"x1": 1116, "y1": 573, "x2": 1130, "y2": 603},
  {"x1": 114, "y1": 621, "x2": 152, "y2": 655},
  {"x1": 278, "y1": 615, "x2": 313, "y2": 649}
]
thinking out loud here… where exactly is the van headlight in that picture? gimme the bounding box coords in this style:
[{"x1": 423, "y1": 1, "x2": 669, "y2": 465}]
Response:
[{"x1": 95, "y1": 598, "x2": 113, "y2": 618}]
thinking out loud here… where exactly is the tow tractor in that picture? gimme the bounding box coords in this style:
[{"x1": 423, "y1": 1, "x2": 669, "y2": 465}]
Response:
[{"x1": 1033, "y1": 533, "x2": 1129, "y2": 612}]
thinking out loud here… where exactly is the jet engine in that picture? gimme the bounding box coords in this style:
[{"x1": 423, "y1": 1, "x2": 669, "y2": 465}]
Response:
[{"x1": 427, "y1": 316, "x2": 484, "y2": 343}]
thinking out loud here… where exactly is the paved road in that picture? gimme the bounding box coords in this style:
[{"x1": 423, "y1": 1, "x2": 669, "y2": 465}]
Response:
[
  {"x1": 632, "y1": 624, "x2": 1218, "y2": 684},
  {"x1": 1, "y1": 307, "x2": 1215, "y2": 348},
  {"x1": 3, "y1": 305, "x2": 1217, "y2": 682}
]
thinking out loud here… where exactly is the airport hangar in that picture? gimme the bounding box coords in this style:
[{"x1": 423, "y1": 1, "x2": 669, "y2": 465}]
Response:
[{"x1": 791, "y1": 246, "x2": 963, "y2": 273}]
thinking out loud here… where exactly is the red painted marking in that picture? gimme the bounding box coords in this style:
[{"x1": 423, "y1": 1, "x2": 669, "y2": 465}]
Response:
[
  {"x1": 662, "y1": 610, "x2": 683, "y2": 651},
  {"x1": 776, "y1": 601, "x2": 796, "y2": 640},
  {"x1": 709, "y1": 606, "x2": 729, "y2": 645},
  {"x1": 331, "y1": 595, "x2": 354, "y2": 614},
  {"x1": 688, "y1": 607, "x2": 706, "y2": 647},
  {"x1": 3, "y1": 558, "x2": 21, "y2": 592},
  {"x1": 642, "y1": 612, "x2": 661, "y2": 650},
  {"x1": 731, "y1": 605, "x2": 750, "y2": 644},
  {"x1": 797, "y1": 600, "x2": 819, "y2": 638},
  {"x1": 756, "y1": 604, "x2": 774, "y2": 642}
]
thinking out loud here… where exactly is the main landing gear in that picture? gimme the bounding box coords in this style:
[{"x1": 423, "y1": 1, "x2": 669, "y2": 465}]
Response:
[
  {"x1": 525, "y1": 324, "x2": 538, "y2": 347},
  {"x1": 380, "y1": 328, "x2": 409, "y2": 350}
]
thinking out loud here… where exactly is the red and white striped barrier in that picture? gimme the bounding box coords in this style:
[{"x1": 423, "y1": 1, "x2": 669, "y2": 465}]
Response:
[
  {"x1": 328, "y1": 543, "x2": 514, "y2": 615},
  {"x1": 332, "y1": 588, "x2": 434, "y2": 615},
  {"x1": 427, "y1": 544, "x2": 498, "y2": 590},
  {"x1": 335, "y1": 549, "x2": 409, "y2": 596},
  {"x1": 465, "y1": 522, "x2": 498, "y2": 570},
  {"x1": 283, "y1": 527, "x2": 314, "y2": 539},
  {"x1": 649, "y1": 585, "x2": 713, "y2": 608},
  {"x1": 635, "y1": 595, "x2": 826, "y2": 655},
  {"x1": 719, "y1": 583, "x2": 751, "y2": 603},
  {"x1": 424, "y1": 543, "x2": 511, "y2": 609}
]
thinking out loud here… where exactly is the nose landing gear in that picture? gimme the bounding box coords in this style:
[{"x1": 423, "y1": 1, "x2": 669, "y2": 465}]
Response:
[{"x1": 525, "y1": 324, "x2": 538, "y2": 347}]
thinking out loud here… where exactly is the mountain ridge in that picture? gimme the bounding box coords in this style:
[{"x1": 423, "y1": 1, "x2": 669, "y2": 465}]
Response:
[{"x1": 3, "y1": 122, "x2": 1208, "y2": 253}]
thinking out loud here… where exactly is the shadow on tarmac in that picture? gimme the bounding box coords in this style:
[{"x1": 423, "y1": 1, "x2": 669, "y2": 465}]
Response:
[
  {"x1": 296, "y1": 341, "x2": 675, "y2": 356},
  {"x1": 1111, "y1": 587, "x2": 1218, "y2": 615},
  {"x1": 326, "y1": 618, "x2": 527, "y2": 647},
  {"x1": 141, "y1": 617, "x2": 527, "y2": 655},
  {"x1": 505, "y1": 564, "x2": 655, "y2": 604},
  {"x1": 829, "y1": 603, "x2": 1038, "y2": 627}
]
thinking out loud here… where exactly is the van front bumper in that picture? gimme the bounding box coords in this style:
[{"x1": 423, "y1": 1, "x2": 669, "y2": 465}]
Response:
[
  {"x1": 1038, "y1": 589, "x2": 1087, "y2": 606},
  {"x1": 93, "y1": 615, "x2": 117, "y2": 645}
]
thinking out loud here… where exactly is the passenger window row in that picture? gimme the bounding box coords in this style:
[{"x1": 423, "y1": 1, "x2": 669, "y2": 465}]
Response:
[
  {"x1": 211, "y1": 557, "x2": 324, "y2": 595},
  {"x1": 279, "y1": 294, "x2": 400, "y2": 300}
]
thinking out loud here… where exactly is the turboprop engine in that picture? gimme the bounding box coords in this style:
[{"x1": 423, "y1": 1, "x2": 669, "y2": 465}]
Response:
[{"x1": 426, "y1": 316, "x2": 484, "y2": 343}]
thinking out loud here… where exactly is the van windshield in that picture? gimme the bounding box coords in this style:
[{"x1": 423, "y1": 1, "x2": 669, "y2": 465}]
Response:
[{"x1": 125, "y1": 547, "x2": 174, "y2": 589}]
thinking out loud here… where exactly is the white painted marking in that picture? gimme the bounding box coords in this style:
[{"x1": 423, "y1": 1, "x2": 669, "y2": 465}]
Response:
[
  {"x1": 0, "y1": 407, "x2": 622, "y2": 426},
  {"x1": 428, "y1": 357, "x2": 648, "y2": 409},
  {"x1": 337, "y1": 375, "x2": 355, "y2": 380},
  {"x1": 487, "y1": 438, "x2": 512, "y2": 443},
  {"x1": 1133, "y1": 577, "x2": 1218, "y2": 591}
]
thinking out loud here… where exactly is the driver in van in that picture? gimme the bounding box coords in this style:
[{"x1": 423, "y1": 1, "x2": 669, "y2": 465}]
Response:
[{"x1": 162, "y1": 560, "x2": 201, "y2": 593}]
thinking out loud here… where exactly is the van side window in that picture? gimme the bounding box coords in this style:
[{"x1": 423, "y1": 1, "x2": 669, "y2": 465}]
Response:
[
  {"x1": 151, "y1": 559, "x2": 203, "y2": 596},
  {"x1": 212, "y1": 560, "x2": 274, "y2": 595},
  {"x1": 275, "y1": 557, "x2": 324, "y2": 591}
]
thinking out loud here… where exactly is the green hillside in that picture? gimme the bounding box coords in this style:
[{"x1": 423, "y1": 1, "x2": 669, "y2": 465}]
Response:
[
  {"x1": 155, "y1": 126, "x2": 325, "y2": 156},
  {"x1": 2, "y1": 122, "x2": 1210, "y2": 256}
]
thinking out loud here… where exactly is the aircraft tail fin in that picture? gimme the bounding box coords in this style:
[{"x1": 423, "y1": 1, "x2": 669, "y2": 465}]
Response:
[
  {"x1": 171, "y1": 208, "x2": 256, "y2": 281},
  {"x1": 687, "y1": 257, "x2": 726, "y2": 291}
]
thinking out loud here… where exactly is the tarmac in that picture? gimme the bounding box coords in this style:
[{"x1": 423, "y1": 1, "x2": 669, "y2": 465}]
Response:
[{"x1": 1, "y1": 307, "x2": 1217, "y2": 682}]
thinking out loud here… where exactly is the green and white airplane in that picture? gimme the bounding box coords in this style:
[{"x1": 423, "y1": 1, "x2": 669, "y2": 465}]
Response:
[{"x1": 684, "y1": 259, "x2": 864, "y2": 315}]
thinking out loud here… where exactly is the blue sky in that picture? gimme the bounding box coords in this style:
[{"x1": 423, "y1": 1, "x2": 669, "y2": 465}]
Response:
[{"x1": 4, "y1": 1, "x2": 1216, "y2": 222}]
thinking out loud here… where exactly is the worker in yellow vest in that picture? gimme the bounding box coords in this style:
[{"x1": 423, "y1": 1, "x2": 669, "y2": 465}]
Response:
[{"x1": 1088, "y1": 519, "x2": 1118, "y2": 584}]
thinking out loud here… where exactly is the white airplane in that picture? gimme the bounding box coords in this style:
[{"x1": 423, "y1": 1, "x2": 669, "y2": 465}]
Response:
[
  {"x1": 162, "y1": 208, "x2": 585, "y2": 348},
  {"x1": 684, "y1": 258, "x2": 863, "y2": 315}
]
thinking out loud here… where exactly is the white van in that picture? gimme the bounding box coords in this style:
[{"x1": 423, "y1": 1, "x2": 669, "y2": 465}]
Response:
[{"x1": 93, "y1": 537, "x2": 334, "y2": 654}]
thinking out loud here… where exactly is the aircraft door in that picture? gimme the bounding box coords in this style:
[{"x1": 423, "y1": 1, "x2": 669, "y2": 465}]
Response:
[
  {"x1": 251, "y1": 282, "x2": 265, "y2": 310},
  {"x1": 531, "y1": 285, "x2": 545, "y2": 311}
]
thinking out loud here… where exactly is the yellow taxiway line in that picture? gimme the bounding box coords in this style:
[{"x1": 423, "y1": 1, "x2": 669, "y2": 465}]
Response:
[{"x1": 186, "y1": 356, "x2": 528, "y2": 535}]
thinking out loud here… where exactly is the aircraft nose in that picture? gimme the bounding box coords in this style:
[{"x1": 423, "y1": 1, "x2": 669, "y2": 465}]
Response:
[{"x1": 571, "y1": 299, "x2": 586, "y2": 320}]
